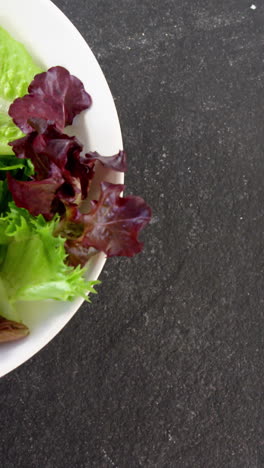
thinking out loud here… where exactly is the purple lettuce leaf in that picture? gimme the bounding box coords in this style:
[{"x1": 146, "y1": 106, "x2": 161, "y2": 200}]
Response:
[
  {"x1": 82, "y1": 150, "x2": 127, "y2": 172},
  {"x1": 7, "y1": 169, "x2": 64, "y2": 219},
  {"x1": 56, "y1": 182, "x2": 151, "y2": 265},
  {"x1": 9, "y1": 66, "x2": 92, "y2": 133},
  {"x1": 8, "y1": 121, "x2": 129, "y2": 218},
  {"x1": 0, "y1": 316, "x2": 29, "y2": 343}
]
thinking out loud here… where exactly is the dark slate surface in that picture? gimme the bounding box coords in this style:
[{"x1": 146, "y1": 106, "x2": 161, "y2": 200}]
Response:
[{"x1": 1, "y1": 0, "x2": 264, "y2": 466}]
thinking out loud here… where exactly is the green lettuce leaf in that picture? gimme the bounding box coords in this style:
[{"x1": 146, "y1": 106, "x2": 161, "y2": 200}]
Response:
[
  {"x1": 0, "y1": 26, "x2": 43, "y2": 155},
  {"x1": 0, "y1": 156, "x2": 34, "y2": 215},
  {"x1": 0, "y1": 203, "x2": 99, "y2": 321},
  {"x1": 0, "y1": 180, "x2": 12, "y2": 215},
  {"x1": 0, "y1": 112, "x2": 23, "y2": 155},
  {"x1": 0, "y1": 154, "x2": 34, "y2": 174}
]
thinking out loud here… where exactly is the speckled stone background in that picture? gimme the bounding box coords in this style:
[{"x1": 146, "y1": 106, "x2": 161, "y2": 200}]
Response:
[{"x1": 1, "y1": 0, "x2": 264, "y2": 466}]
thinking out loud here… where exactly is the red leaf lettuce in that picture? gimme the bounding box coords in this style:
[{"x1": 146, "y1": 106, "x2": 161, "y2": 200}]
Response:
[
  {"x1": 56, "y1": 182, "x2": 152, "y2": 266},
  {"x1": 9, "y1": 66, "x2": 92, "y2": 133}
]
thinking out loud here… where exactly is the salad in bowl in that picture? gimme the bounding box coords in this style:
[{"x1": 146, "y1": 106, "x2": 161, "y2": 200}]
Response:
[{"x1": 0, "y1": 0, "x2": 150, "y2": 376}]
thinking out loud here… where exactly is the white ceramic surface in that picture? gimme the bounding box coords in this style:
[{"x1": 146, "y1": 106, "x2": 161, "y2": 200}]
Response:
[{"x1": 0, "y1": 0, "x2": 123, "y2": 377}]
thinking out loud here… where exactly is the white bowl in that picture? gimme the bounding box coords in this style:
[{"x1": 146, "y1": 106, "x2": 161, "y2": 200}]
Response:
[{"x1": 0, "y1": 0, "x2": 123, "y2": 377}]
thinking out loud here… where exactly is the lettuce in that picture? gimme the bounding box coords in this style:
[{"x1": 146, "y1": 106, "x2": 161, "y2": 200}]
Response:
[
  {"x1": 0, "y1": 155, "x2": 34, "y2": 174},
  {"x1": 0, "y1": 203, "x2": 99, "y2": 322},
  {"x1": 8, "y1": 118, "x2": 127, "y2": 219},
  {"x1": 0, "y1": 28, "x2": 151, "y2": 340},
  {"x1": 0, "y1": 26, "x2": 42, "y2": 155},
  {"x1": 9, "y1": 66, "x2": 92, "y2": 134},
  {"x1": 59, "y1": 182, "x2": 152, "y2": 266},
  {"x1": 0, "y1": 316, "x2": 29, "y2": 343}
]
